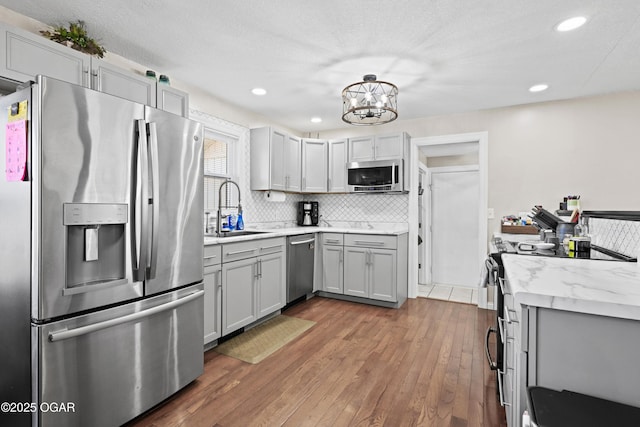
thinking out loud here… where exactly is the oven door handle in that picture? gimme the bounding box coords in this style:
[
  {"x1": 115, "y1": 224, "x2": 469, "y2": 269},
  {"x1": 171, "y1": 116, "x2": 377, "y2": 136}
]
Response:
[{"x1": 485, "y1": 326, "x2": 498, "y2": 370}]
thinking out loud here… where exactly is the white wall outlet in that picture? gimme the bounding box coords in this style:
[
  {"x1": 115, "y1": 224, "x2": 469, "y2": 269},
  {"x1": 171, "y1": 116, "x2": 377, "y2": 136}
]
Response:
[{"x1": 487, "y1": 208, "x2": 495, "y2": 219}]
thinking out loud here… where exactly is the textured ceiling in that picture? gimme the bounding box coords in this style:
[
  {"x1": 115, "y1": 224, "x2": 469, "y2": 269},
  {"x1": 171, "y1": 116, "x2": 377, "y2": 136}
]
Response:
[{"x1": 2, "y1": 0, "x2": 640, "y2": 133}]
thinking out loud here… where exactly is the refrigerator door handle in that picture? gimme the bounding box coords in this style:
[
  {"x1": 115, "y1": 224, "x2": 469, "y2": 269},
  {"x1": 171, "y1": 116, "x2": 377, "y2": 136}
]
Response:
[
  {"x1": 147, "y1": 122, "x2": 160, "y2": 279},
  {"x1": 134, "y1": 119, "x2": 150, "y2": 282},
  {"x1": 48, "y1": 290, "x2": 204, "y2": 342}
]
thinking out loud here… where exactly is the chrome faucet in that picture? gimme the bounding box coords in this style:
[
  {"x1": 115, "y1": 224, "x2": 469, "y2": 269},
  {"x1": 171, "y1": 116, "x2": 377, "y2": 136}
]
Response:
[
  {"x1": 319, "y1": 215, "x2": 331, "y2": 227},
  {"x1": 216, "y1": 179, "x2": 242, "y2": 236}
]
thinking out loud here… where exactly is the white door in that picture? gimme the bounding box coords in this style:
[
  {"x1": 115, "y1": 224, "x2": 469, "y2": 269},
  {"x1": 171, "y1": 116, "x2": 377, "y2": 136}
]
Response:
[{"x1": 430, "y1": 169, "x2": 479, "y2": 287}]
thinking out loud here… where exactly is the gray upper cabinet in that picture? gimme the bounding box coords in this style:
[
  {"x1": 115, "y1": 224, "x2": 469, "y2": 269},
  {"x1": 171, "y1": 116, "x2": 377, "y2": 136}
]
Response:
[
  {"x1": 0, "y1": 23, "x2": 88, "y2": 85},
  {"x1": 250, "y1": 127, "x2": 301, "y2": 192},
  {"x1": 91, "y1": 58, "x2": 157, "y2": 106},
  {"x1": 0, "y1": 23, "x2": 189, "y2": 117},
  {"x1": 301, "y1": 138, "x2": 327, "y2": 193},
  {"x1": 327, "y1": 139, "x2": 348, "y2": 193},
  {"x1": 157, "y1": 84, "x2": 190, "y2": 117},
  {"x1": 284, "y1": 134, "x2": 302, "y2": 192},
  {"x1": 347, "y1": 133, "x2": 409, "y2": 162},
  {"x1": 347, "y1": 136, "x2": 375, "y2": 162}
]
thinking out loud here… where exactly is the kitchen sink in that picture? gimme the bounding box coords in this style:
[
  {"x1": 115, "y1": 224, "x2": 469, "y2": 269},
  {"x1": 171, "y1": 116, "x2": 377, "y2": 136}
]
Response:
[{"x1": 206, "y1": 230, "x2": 271, "y2": 238}]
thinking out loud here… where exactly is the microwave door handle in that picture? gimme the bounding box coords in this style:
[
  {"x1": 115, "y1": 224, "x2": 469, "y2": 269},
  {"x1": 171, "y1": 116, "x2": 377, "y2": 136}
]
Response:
[{"x1": 147, "y1": 122, "x2": 160, "y2": 279}]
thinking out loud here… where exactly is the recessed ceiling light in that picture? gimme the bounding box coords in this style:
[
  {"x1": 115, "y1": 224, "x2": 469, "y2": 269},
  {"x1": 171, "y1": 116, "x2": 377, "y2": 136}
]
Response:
[
  {"x1": 251, "y1": 88, "x2": 267, "y2": 96},
  {"x1": 529, "y1": 84, "x2": 549, "y2": 93},
  {"x1": 555, "y1": 16, "x2": 587, "y2": 32},
  {"x1": 310, "y1": 117, "x2": 322, "y2": 123}
]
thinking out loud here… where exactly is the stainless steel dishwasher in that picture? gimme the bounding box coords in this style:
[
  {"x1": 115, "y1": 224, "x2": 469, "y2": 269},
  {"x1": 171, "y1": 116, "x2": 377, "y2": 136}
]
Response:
[{"x1": 286, "y1": 233, "x2": 315, "y2": 303}]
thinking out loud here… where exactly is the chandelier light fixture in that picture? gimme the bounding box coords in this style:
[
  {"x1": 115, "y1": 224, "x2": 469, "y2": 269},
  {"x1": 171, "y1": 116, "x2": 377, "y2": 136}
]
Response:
[{"x1": 342, "y1": 74, "x2": 398, "y2": 125}]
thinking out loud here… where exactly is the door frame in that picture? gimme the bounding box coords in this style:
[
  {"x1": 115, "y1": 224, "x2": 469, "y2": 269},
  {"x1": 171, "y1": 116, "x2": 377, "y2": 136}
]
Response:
[
  {"x1": 417, "y1": 163, "x2": 428, "y2": 284},
  {"x1": 427, "y1": 164, "x2": 480, "y2": 288},
  {"x1": 408, "y1": 132, "x2": 489, "y2": 308}
]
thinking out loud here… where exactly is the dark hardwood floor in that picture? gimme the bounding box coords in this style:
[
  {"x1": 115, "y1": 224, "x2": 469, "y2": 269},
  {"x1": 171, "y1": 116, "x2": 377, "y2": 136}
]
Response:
[{"x1": 126, "y1": 296, "x2": 507, "y2": 427}]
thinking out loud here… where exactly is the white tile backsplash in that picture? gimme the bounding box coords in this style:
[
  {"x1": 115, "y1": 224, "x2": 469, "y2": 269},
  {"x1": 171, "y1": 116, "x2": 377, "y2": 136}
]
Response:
[{"x1": 588, "y1": 217, "x2": 640, "y2": 257}]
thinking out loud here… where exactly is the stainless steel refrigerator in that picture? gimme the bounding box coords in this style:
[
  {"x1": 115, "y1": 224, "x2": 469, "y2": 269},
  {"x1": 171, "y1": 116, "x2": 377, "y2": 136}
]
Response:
[{"x1": 0, "y1": 76, "x2": 204, "y2": 427}]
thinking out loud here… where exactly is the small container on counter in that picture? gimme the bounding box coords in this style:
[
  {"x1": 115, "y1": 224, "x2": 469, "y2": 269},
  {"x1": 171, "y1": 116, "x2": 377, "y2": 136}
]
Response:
[{"x1": 569, "y1": 237, "x2": 591, "y2": 253}]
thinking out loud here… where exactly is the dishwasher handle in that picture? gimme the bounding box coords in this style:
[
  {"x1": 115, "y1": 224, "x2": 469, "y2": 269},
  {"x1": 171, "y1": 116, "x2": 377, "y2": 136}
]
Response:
[{"x1": 290, "y1": 238, "x2": 315, "y2": 246}]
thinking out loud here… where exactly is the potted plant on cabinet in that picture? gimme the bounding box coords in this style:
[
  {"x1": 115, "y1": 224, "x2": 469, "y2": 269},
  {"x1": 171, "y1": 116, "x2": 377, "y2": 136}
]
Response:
[{"x1": 40, "y1": 20, "x2": 106, "y2": 58}]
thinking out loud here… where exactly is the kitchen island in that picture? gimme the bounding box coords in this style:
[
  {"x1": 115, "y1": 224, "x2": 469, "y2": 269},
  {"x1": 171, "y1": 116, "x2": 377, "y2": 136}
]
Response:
[{"x1": 501, "y1": 254, "x2": 640, "y2": 427}]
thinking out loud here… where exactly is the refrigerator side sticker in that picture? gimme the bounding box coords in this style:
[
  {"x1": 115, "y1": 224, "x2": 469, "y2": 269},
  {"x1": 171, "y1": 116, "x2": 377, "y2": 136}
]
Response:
[{"x1": 5, "y1": 119, "x2": 28, "y2": 181}]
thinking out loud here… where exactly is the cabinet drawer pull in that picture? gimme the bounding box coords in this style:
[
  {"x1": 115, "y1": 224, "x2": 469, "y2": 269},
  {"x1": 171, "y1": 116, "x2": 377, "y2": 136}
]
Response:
[
  {"x1": 203, "y1": 255, "x2": 218, "y2": 260},
  {"x1": 226, "y1": 248, "x2": 256, "y2": 256},
  {"x1": 261, "y1": 244, "x2": 283, "y2": 251},
  {"x1": 354, "y1": 240, "x2": 385, "y2": 246},
  {"x1": 325, "y1": 239, "x2": 340, "y2": 243}
]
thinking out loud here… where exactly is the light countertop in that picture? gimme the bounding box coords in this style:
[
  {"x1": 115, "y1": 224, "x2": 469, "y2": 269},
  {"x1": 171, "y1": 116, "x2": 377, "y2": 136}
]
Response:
[
  {"x1": 204, "y1": 225, "x2": 409, "y2": 245},
  {"x1": 502, "y1": 254, "x2": 640, "y2": 321}
]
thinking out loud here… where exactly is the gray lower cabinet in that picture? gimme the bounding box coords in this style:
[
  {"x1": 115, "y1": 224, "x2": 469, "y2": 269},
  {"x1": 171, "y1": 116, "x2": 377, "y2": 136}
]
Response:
[
  {"x1": 220, "y1": 237, "x2": 286, "y2": 336},
  {"x1": 321, "y1": 233, "x2": 344, "y2": 294},
  {"x1": 321, "y1": 232, "x2": 407, "y2": 307},
  {"x1": 343, "y1": 247, "x2": 397, "y2": 302},
  {"x1": 203, "y1": 263, "x2": 222, "y2": 344},
  {"x1": 256, "y1": 252, "x2": 285, "y2": 317},
  {"x1": 222, "y1": 256, "x2": 258, "y2": 335},
  {"x1": 203, "y1": 244, "x2": 222, "y2": 345}
]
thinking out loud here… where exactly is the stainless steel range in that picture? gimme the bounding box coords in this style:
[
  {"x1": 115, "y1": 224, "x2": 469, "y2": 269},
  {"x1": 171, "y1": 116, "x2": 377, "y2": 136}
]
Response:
[{"x1": 0, "y1": 76, "x2": 204, "y2": 427}]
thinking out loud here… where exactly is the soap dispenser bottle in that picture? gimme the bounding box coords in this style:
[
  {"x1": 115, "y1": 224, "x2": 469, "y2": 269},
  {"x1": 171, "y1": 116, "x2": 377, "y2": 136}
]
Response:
[{"x1": 235, "y1": 212, "x2": 244, "y2": 230}]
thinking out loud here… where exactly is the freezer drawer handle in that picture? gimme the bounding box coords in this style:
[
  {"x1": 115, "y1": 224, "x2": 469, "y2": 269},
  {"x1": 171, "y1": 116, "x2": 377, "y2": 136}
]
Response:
[
  {"x1": 48, "y1": 290, "x2": 204, "y2": 342},
  {"x1": 290, "y1": 238, "x2": 315, "y2": 246}
]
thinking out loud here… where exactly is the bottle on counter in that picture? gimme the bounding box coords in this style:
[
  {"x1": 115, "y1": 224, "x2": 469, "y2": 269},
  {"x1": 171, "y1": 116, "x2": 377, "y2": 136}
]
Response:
[{"x1": 236, "y1": 212, "x2": 244, "y2": 230}]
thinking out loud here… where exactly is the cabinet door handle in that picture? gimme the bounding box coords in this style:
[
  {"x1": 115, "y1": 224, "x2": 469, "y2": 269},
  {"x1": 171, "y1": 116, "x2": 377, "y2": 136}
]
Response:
[
  {"x1": 339, "y1": 248, "x2": 343, "y2": 263},
  {"x1": 497, "y1": 370, "x2": 510, "y2": 407},
  {"x1": 217, "y1": 270, "x2": 222, "y2": 289}
]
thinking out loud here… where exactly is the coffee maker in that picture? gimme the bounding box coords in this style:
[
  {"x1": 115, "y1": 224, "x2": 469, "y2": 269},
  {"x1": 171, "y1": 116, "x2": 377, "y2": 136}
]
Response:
[{"x1": 297, "y1": 201, "x2": 319, "y2": 226}]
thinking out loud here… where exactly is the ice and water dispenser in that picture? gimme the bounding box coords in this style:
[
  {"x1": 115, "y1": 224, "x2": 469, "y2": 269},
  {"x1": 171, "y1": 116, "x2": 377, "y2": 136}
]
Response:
[{"x1": 63, "y1": 203, "x2": 128, "y2": 294}]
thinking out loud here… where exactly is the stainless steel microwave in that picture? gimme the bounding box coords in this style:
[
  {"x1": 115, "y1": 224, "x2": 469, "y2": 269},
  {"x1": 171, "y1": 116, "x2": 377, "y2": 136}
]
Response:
[{"x1": 347, "y1": 159, "x2": 404, "y2": 193}]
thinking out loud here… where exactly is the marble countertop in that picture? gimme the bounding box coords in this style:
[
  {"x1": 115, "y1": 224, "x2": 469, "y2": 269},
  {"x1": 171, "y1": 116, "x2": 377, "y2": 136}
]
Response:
[
  {"x1": 204, "y1": 224, "x2": 409, "y2": 245},
  {"x1": 502, "y1": 254, "x2": 640, "y2": 321}
]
